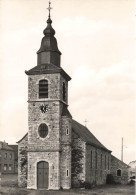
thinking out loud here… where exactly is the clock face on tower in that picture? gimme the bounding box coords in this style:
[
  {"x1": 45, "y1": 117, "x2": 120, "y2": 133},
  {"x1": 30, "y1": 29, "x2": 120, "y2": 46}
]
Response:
[{"x1": 40, "y1": 104, "x2": 48, "y2": 113}]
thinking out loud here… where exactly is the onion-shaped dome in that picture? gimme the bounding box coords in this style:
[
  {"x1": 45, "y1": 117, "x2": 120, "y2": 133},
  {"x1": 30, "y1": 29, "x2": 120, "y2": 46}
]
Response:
[{"x1": 37, "y1": 17, "x2": 61, "y2": 55}]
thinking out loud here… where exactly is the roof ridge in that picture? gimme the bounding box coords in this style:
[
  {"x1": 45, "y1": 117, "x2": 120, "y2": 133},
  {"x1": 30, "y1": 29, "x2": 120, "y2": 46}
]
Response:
[
  {"x1": 72, "y1": 119, "x2": 111, "y2": 152},
  {"x1": 17, "y1": 133, "x2": 28, "y2": 143},
  {"x1": 111, "y1": 155, "x2": 129, "y2": 167}
]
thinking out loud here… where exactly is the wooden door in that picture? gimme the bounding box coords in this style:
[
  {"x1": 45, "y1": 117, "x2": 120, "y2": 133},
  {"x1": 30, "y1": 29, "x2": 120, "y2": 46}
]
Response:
[{"x1": 37, "y1": 161, "x2": 49, "y2": 188}]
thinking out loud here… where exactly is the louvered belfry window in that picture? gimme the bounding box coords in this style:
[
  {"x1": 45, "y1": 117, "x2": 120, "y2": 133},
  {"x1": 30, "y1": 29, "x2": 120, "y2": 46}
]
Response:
[{"x1": 39, "y1": 79, "x2": 48, "y2": 98}]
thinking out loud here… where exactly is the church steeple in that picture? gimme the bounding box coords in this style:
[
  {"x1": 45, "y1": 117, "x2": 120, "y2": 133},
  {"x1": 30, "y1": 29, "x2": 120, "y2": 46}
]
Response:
[{"x1": 37, "y1": 2, "x2": 61, "y2": 67}]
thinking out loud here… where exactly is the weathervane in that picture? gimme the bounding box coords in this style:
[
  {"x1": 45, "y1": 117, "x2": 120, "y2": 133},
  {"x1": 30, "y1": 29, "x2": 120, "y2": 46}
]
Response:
[{"x1": 47, "y1": 1, "x2": 52, "y2": 18}]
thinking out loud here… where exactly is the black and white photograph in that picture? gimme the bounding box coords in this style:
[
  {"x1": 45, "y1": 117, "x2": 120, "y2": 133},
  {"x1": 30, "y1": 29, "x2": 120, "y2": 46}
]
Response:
[{"x1": 0, "y1": 0, "x2": 135, "y2": 194}]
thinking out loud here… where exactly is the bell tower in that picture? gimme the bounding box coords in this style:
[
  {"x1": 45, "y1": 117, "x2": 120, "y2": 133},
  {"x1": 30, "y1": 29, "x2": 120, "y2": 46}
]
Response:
[
  {"x1": 25, "y1": 2, "x2": 72, "y2": 190},
  {"x1": 37, "y1": 4, "x2": 61, "y2": 67}
]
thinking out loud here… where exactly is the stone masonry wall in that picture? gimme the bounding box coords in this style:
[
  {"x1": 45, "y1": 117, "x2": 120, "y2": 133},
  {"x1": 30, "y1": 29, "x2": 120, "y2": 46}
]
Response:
[
  {"x1": 111, "y1": 155, "x2": 128, "y2": 184},
  {"x1": 27, "y1": 73, "x2": 70, "y2": 189},
  {"x1": 60, "y1": 75, "x2": 68, "y2": 104},
  {"x1": 28, "y1": 73, "x2": 61, "y2": 101},
  {"x1": 28, "y1": 100, "x2": 60, "y2": 148},
  {"x1": 86, "y1": 145, "x2": 111, "y2": 185},
  {"x1": 28, "y1": 73, "x2": 61, "y2": 160},
  {"x1": 60, "y1": 116, "x2": 72, "y2": 189},
  {"x1": 18, "y1": 134, "x2": 28, "y2": 187},
  {"x1": 27, "y1": 151, "x2": 60, "y2": 189},
  {"x1": 71, "y1": 131, "x2": 86, "y2": 187}
]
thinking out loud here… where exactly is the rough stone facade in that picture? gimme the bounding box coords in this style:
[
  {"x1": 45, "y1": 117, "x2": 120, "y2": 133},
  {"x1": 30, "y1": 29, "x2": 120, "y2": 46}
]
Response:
[
  {"x1": 60, "y1": 116, "x2": 72, "y2": 189},
  {"x1": 110, "y1": 155, "x2": 129, "y2": 184},
  {"x1": 26, "y1": 71, "x2": 71, "y2": 189},
  {"x1": 27, "y1": 151, "x2": 60, "y2": 189},
  {"x1": 86, "y1": 145, "x2": 111, "y2": 185},
  {"x1": 71, "y1": 131, "x2": 111, "y2": 187},
  {"x1": 71, "y1": 131, "x2": 86, "y2": 187},
  {"x1": 18, "y1": 134, "x2": 28, "y2": 187}
]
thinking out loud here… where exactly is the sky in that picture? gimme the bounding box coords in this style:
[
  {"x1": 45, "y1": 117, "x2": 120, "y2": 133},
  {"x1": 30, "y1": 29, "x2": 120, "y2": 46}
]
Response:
[{"x1": 0, "y1": 0, "x2": 135, "y2": 164}]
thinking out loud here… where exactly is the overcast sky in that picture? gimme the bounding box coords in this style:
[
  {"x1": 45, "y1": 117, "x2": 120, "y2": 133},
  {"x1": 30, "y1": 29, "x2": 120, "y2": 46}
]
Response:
[{"x1": 0, "y1": 0, "x2": 135, "y2": 164}]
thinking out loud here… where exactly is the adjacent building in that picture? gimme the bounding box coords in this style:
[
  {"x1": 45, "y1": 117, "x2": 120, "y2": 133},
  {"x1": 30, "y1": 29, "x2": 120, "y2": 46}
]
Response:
[
  {"x1": 0, "y1": 141, "x2": 15, "y2": 174},
  {"x1": 128, "y1": 160, "x2": 136, "y2": 179},
  {"x1": 9, "y1": 145, "x2": 18, "y2": 173}
]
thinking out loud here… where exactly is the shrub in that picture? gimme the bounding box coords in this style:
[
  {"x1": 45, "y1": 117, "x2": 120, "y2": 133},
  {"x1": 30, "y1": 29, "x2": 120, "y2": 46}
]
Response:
[{"x1": 79, "y1": 181, "x2": 92, "y2": 189}]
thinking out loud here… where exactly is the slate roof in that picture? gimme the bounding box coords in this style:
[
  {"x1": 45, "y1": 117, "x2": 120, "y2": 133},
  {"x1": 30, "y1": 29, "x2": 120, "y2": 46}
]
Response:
[
  {"x1": 25, "y1": 63, "x2": 71, "y2": 81},
  {"x1": 0, "y1": 141, "x2": 14, "y2": 151},
  {"x1": 16, "y1": 133, "x2": 28, "y2": 144},
  {"x1": 111, "y1": 155, "x2": 129, "y2": 167},
  {"x1": 61, "y1": 105, "x2": 72, "y2": 118},
  {"x1": 9, "y1": 145, "x2": 18, "y2": 160},
  {"x1": 72, "y1": 119, "x2": 111, "y2": 152}
]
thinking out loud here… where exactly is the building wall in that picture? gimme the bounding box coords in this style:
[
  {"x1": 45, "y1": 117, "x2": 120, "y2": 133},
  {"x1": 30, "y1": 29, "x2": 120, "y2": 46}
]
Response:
[
  {"x1": 71, "y1": 131, "x2": 111, "y2": 187},
  {"x1": 71, "y1": 131, "x2": 86, "y2": 187},
  {"x1": 110, "y1": 155, "x2": 129, "y2": 184},
  {"x1": 60, "y1": 116, "x2": 72, "y2": 189},
  {"x1": 27, "y1": 151, "x2": 60, "y2": 189},
  {"x1": 18, "y1": 135, "x2": 28, "y2": 187},
  {"x1": 9, "y1": 145, "x2": 18, "y2": 174},
  {"x1": 86, "y1": 145, "x2": 111, "y2": 185},
  {"x1": 0, "y1": 149, "x2": 15, "y2": 174},
  {"x1": 128, "y1": 161, "x2": 136, "y2": 179},
  {"x1": 28, "y1": 73, "x2": 66, "y2": 102},
  {"x1": 27, "y1": 73, "x2": 61, "y2": 190},
  {"x1": 27, "y1": 74, "x2": 68, "y2": 148},
  {"x1": 25, "y1": 72, "x2": 71, "y2": 190},
  {"x1": 60, "y1": 75, "x2": 68, "y2": 104}
]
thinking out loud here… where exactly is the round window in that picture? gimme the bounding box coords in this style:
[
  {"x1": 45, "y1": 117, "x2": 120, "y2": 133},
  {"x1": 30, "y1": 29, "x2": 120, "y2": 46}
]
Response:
[{"x1": 38, "y1": 123, "x2": 48, "y2": 138}]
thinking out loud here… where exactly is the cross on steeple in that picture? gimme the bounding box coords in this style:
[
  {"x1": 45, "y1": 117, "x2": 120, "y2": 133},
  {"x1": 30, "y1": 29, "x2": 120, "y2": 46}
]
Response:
[
  {"x1": 84, "y1": 119, "x2": 88, "y2": 127},
  {"x1": 47, "y1": 1, "x2": 52, "y2": 18}
]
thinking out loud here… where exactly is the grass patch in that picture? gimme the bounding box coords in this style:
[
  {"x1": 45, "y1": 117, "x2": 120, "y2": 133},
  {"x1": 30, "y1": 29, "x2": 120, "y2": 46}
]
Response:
[
  {"x1": 1, "y1": 179, "x2": 18, "y2": 187},
  {"x1": 0, "y1": 188, "x2": 29, "y2": 195}
]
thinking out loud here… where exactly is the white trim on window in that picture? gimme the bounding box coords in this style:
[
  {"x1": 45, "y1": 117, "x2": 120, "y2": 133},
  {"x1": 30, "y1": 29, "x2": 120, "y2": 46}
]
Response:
[
  {"x1": 66, "y1": 128, "x2": 69, "y2": 135},
  {"x1": 66, "y1": 169, "x2": 69, "y2": 177}
]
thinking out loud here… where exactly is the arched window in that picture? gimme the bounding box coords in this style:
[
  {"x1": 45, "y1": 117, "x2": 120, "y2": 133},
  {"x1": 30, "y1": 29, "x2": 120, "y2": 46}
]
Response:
[
  {"x1": 39, "y1": 79, "x2": 48, "y2": 98},
  {"x1": 66, "y1": 128, "x2": 69, "y2": 135},
  {"x1": 90, "y1": 151, "x2": 93, "y2": 168},
  {"x1": 105, "y1": 155, "x2": 106, "y2": 170},
  {"x1": 117, "y1": 169, "x2": 121, "y2": 176},
  {"x1": 108, "y1": 156, "x2": 110, "y2": 170},
  {"x1": 101, "y1": 154, "x2": 102, "y2": 169},
  {"x1": 95, "y1": 151, "x2": 97, "y2": 169},
  {"x1": 38, "y1": 123, "x2": 48, "y2": 138},
  {"x1": 63, "y1": 82, "x2": 66, "y2": 101},
  {"x1": 66, "y1": 169, "x2": 69, "y2": 177}
]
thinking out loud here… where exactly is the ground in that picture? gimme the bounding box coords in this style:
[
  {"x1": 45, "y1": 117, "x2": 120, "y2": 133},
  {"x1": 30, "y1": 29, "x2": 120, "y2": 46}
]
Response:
[{"x1": 0, "y1": 174, "x2": 135, "y2": 195}]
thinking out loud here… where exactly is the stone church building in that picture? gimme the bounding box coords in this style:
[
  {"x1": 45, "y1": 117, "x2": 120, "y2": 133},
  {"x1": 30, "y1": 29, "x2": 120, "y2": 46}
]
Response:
[{"x1": 17, "y1": 6, "x2": 129, "y2": 190}]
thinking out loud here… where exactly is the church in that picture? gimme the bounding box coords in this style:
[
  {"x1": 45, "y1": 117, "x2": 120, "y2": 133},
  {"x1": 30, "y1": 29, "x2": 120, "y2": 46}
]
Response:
[{"x1": 17, "y1": 3, "x2": 128, "y2": 190}]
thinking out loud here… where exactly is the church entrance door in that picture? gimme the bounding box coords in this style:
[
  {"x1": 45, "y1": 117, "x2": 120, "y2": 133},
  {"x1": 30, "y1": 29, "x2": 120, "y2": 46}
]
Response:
[{"x1": 37, "y1": 161, "x2": 49, "y2": 188}]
